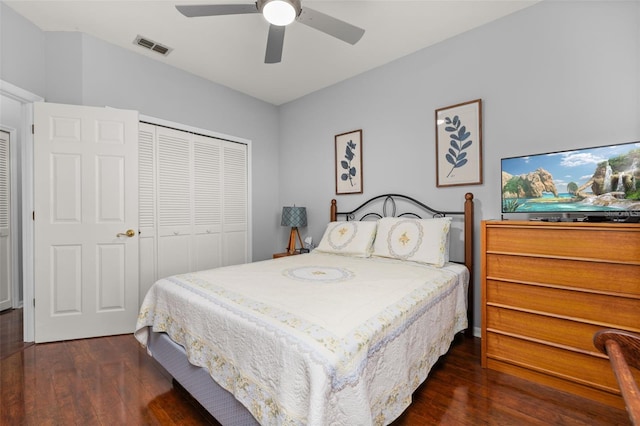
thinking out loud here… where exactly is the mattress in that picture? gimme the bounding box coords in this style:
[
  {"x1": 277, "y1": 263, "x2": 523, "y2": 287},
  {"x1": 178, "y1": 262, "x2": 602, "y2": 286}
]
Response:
[{"x1": 135, "y1": 251, "x2": 468, "y2": 425}]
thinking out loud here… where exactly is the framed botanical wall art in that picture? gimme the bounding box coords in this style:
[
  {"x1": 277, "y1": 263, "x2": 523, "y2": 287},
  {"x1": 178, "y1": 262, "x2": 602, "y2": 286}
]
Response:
[
  {"x1": 435, "y1": 99, "x2": 483, "y2": 187},
  {"x1": 335, "y1": 129, "x2": 363, "y2": 195}
]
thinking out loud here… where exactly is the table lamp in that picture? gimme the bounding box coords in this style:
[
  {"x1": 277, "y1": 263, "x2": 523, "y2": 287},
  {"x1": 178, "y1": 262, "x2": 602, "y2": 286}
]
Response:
[{"x1": 281, "y1": 206, "x2": 307, "y2": 254}]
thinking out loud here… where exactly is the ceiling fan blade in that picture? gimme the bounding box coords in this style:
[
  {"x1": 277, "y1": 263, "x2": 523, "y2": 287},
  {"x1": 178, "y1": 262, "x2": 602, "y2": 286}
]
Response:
[
  {"x1": 298, "y1": 7, "x2": 364, "y2": 45},
  {"x1": 175, "y1": 4, "x2": 259, "y2": 18},
  {"x1": 265, "y1": 24, "x2": 285, "y2": 64}
]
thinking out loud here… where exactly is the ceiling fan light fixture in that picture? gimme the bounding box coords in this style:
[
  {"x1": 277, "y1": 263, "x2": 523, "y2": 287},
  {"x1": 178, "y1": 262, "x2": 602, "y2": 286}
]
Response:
[
  {"x1": 262, "y1": 0, "x2": 298, "y2": 26},
  {"x1": 177, "y1": 0, "x2": 364, "y2": 64}
]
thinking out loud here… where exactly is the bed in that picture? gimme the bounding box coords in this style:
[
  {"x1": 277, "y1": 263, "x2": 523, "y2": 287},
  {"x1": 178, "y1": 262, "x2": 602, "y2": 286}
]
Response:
[{"x1": 135, "y1": 193, "x2": 475, "y2": 425}]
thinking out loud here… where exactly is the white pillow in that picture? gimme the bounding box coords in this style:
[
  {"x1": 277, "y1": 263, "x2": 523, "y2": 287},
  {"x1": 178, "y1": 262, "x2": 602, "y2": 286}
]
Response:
[
  {"x1": 372, "y1": 217, "x2": 452, "y2": 267},
  {"x1": 315, "y1": 221, "x2": 378, "y2": 258}
]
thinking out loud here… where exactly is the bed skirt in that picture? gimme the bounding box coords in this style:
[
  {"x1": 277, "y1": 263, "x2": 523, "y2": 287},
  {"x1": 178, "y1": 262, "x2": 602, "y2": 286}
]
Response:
[{"x1": 148, "y1": 330, "x2": 260, "y2": 426}]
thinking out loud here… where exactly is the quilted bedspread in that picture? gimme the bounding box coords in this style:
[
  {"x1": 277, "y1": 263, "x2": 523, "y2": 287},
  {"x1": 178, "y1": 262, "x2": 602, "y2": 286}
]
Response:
[{"x1": 135, "y1": 252, "x2": 468, "y2": 426}]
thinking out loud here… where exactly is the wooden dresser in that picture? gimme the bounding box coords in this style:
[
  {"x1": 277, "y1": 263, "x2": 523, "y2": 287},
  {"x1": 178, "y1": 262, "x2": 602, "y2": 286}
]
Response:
[{"x1": 481, "y1": 220, "x2": 640, "y2": 408}]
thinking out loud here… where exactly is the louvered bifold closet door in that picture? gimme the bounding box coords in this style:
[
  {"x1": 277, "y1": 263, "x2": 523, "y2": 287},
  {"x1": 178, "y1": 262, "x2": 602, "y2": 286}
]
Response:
[
  {"x1": 222, "y1": 142, "x2": 248, "y2": 266},
  {"x1": 157, "y1": 126, "x2": 192, "y2": 279},
  {"x1": 138, "y1": 123, "x2": 157, "y2": 300},
  {"x1": 193, "y1": 134, "x2": 222, "y2": 271},
  {"x1": 138, "y1": 123, "x2": 249, "y2": 286},
  {"x1": 0, "y1": 131, "x2": 11, "y2": 311}
]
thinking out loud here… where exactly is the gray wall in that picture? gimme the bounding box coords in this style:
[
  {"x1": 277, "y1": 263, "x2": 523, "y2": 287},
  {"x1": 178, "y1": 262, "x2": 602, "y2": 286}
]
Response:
[
  {"x1": 1, "y1": 2, "x2": 281, "y2": 262},
  {"x1": 0, "y1": 4, "x2": 46, "y2": 95},
  {"x1": 2, "y1": 1, "x2": 639, "y2": 330},
  {"x1": 278, "y1": 0, "x2": 640, "y2": 331}
]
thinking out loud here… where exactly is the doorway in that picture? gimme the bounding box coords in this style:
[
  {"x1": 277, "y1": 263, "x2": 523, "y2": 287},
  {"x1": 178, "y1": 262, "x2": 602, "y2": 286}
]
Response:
[{"x1": 1, "y1": 80, "x2": 44, "y2": 343}]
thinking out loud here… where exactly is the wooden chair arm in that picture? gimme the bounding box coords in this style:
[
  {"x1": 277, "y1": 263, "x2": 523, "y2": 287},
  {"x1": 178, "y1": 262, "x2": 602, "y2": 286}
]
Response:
[{"x1": 594, "y1": 329, "x2": 640, "y2": 425}]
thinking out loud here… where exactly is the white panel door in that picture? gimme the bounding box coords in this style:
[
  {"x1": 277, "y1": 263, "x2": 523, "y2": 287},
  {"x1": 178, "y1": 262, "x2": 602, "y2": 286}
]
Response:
[
  {"x1": 0, "y1": 130, "x2": 11, "y2": 311},
  {"x1": 34, "y1": 102, "x2": 139, "y2": 343}
]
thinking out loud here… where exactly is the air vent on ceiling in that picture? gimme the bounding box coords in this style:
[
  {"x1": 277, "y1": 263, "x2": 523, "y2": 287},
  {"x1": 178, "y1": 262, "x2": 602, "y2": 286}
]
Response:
[{"x1": 134, "y1": 35, "x2": 173, "y2": 56}]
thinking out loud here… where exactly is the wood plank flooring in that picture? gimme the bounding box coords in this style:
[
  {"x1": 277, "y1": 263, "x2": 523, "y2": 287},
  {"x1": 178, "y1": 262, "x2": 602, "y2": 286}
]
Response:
[
  {"x1": 0, "y1": 308, "x2": 32, "y2": 360},
  {"x1": 0, "y1": 310, "x2": 631, "y2": 425}
]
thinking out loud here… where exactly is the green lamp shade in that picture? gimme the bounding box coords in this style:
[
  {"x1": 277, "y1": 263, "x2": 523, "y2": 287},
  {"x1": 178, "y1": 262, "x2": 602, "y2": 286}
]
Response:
[{"x1": 281, "y1": 206, "x2": 307, "y2": 227}]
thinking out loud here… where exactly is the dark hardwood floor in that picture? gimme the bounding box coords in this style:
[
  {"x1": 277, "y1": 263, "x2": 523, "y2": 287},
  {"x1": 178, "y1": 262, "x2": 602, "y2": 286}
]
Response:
[
  {"x1": 0, "y1": 308, "x2": 32, "y2": 360},
  {"x1": 0, "y1": 309, "x2": 631, "y2": 425}
]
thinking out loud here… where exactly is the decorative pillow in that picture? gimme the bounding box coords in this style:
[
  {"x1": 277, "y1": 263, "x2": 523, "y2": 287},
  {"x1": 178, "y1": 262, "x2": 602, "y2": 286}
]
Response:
[
  {"x1": 372, "y1": 217, "x2": 452, "y2": 267},
  {"x1": 315, "y1": 221, "x2": 378, "y2": 258}
]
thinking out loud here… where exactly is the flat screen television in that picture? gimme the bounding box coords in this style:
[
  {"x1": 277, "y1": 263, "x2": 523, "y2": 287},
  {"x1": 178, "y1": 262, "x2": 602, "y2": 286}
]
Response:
[{"x1": 501, "y1": 141, "x2": 640, "y2": 218}]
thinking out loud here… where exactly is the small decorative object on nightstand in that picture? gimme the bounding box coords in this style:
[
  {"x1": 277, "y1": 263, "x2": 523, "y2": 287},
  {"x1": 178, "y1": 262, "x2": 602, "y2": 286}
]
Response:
[{"x1": 281, "y1": 205, "x2": 307, "y2": 255}]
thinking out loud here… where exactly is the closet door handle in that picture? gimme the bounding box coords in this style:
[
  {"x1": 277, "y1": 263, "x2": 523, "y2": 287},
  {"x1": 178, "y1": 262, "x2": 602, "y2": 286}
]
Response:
[{"x1": 117, "y1": 229, "x2": 136, "y2": 238}]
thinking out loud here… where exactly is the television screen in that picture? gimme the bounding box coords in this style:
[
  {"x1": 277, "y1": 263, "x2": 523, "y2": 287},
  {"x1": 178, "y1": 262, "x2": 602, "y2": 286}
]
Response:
[{"x1": 501, "y1": 141, "x2": 640, "y2": 215}]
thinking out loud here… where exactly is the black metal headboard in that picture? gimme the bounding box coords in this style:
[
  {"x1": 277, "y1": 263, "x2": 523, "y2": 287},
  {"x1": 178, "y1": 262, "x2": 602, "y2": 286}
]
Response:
[
  {"x1": 330, "y1": 193, "x2": 475, "y2": 337},
  {"x1": 331, "y1": 193, "x2": 466, "y2": 221}
]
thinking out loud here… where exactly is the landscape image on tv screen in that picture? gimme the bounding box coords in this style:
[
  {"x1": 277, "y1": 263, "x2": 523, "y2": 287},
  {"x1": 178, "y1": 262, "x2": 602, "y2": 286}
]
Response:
[{"x1": 501, "y1": 141, "x2": 640, "y2": 214}]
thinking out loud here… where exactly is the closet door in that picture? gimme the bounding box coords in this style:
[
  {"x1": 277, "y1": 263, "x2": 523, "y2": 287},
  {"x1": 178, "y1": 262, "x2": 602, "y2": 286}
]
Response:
[
  {"x1": 193, "y1": 134, "x2": 222, "y2": 271},
  {"x1": 138, "y1": 123, "x2": 157, "y2": 299},
  {"x1": 222, "y1": 142, "x2": 248, "y2": 266},
  {"x1": 0, "y1": 130, "x2": 11, "y2": 311},
  {"x1": 140, "y1": 123, "x2": 249, "y2": 286},
  {"x1": 156, "y1": 127, "x2": 192, "y2": 278}
]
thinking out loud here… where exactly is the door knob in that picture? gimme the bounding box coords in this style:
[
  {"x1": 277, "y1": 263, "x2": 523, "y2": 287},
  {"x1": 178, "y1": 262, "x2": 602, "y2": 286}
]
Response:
[{"x1": 117, "y1": 229, "x2": 136, "y2": 238}]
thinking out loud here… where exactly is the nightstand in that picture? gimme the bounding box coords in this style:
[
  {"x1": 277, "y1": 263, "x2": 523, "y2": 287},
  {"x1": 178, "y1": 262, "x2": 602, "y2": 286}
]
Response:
[
  {"x1": 273, "y1": 248, "x2": 309, "y2": 258},
  {"x1": 273, "y1": 251, "x2": 298, "y2": 259}
]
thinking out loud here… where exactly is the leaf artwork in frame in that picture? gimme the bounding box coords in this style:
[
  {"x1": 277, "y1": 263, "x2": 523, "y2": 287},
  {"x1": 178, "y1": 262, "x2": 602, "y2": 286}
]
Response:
[
  {"x1": 444, "y1": 115, "x2": 472, "y2": 178},
  {"x1": 435, "y1": 99, "x2": 483, "y2": 187},
  {"x1": 340, "y1": 139, "x2": 358, "y2": 185},
  {"x1": 335, "y1": 130, "x2": 363, "y2": 195}
]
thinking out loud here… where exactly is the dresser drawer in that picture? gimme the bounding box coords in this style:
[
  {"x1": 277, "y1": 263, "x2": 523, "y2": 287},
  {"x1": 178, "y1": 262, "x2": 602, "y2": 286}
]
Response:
[
  {"x1": 486, "y1": 254, "x2": 639, "y2": 295},
  {"x1": 485, "y1": 225, "x2": 640, "y2": 263},
  {"x1": 486, "y1": 280, "x2": 640, "y2": 328},
  {"x1": 485, "y1": 306, "x2": 631, "y2": 353},
  {"x1": 485, "y1": 333, "x2": 621, "y2": 393}
]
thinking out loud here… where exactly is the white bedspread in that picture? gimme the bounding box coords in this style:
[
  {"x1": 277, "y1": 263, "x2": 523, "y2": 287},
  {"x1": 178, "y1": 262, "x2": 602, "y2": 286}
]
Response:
[{"x1": 135, "y1": 252, "x2": 468, "y2": 426}]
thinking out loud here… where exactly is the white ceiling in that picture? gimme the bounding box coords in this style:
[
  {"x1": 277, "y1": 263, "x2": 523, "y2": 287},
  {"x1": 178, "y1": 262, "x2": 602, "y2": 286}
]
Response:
[{"x1": 5, "y1": 0, "x2": 539, "y2": 105}]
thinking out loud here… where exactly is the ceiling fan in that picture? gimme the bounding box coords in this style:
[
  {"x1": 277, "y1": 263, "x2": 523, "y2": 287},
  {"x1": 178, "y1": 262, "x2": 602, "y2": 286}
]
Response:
[{"x1": 176, "y1": 0, "x2": 365, "y2": 64}]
